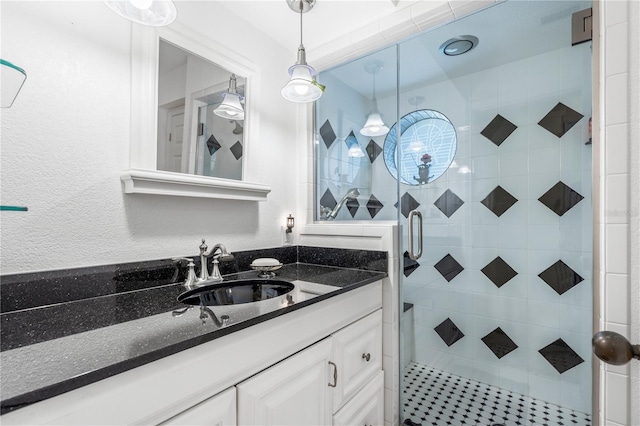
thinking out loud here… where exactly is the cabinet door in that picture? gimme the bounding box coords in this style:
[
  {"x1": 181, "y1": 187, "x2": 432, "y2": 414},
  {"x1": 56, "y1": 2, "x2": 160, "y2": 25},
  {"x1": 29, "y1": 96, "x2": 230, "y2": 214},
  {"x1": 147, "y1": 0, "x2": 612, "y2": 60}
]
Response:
[
  {"x1": 333, "y1": 371, "x2": 384, "y2": 426},
  {"x1": 331, "y1": 309, "x2": 382, "y2": 410},
  {"x1": 159, "y1": 387, "x2": 236, "y2": 426},
  {"x1": 237, "y1": 338, "x2": 332, "y2": 426}
]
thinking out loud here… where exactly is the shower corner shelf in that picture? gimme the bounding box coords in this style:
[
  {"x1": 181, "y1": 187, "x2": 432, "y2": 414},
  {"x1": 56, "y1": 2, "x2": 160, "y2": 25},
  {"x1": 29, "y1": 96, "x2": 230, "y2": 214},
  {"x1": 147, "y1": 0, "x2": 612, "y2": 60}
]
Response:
[
  {"x1": 1, "y1": 59, "x2": 27, "y2": 108},
  {"x1": 1, "y1": 205, "x2": 28, "y2": 212}
]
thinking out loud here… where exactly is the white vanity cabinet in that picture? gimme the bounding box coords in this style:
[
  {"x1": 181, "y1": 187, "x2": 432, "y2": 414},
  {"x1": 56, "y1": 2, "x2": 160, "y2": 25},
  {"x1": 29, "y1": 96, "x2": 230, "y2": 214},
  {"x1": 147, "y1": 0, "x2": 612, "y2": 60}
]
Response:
[
  {"x1": 1, "y1": 280, "x2": 383, "y2": 426},
  {"x1": 160, "y1": 387, "x2": 236, "y2": 426},
  {"x1": 333, "y1": 371, "x2": 384, "y2": 426},
  {"x1": 331, "y1": 308, "x2": 382, "y2": 411},
  {"x1": 237, "y1": 339, "x2": 333, "y2": 425},
  {"x1": 237, "y1": 309, "x2": 383, "y2": 426}
]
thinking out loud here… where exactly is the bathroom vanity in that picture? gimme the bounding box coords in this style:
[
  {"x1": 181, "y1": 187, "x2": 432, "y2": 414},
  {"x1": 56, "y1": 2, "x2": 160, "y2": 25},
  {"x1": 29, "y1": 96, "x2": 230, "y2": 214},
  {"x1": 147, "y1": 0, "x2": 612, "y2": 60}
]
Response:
[{"x1": 0, "y1": 247, "x2": 387, "y2": 425}]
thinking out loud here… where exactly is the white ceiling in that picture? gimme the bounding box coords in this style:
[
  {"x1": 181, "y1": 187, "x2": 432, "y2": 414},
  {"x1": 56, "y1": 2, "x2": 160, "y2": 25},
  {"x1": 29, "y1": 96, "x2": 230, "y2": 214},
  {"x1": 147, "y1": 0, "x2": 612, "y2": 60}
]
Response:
[
  {"x1": 306, "y1": 0, "x2": 591, "y2": 98},
  {"x1": 196, "y1": 0, "x2": 418, "y2": 51}
]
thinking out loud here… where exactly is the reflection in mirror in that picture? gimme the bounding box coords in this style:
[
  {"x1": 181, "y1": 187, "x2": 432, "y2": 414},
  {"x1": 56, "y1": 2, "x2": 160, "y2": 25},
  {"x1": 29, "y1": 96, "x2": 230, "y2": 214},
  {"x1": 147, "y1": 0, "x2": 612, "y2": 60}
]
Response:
[
  {"x1": 314, "y1": 45, "x2": 397, "y2": 221},
  {"x1": 157, "y1": 39, "x2": 245, "y2": 180}
]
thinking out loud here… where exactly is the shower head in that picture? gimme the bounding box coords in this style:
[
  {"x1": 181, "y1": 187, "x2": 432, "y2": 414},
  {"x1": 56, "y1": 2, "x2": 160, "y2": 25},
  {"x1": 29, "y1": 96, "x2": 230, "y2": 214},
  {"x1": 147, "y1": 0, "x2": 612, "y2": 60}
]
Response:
[
  {"x1": 324, "y1": 188, "x2": 360, "y2": 220},
  {"x1": 345, "y1": 188, "x2": 360, "y2": 199}
]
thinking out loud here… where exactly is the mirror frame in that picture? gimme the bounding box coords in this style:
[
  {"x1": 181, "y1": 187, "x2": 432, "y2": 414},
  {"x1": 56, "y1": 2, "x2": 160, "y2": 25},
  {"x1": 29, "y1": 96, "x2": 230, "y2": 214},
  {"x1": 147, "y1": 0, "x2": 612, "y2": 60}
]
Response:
[{"x1": 121, "y1": 23, "x2": 271, "y2": 201}]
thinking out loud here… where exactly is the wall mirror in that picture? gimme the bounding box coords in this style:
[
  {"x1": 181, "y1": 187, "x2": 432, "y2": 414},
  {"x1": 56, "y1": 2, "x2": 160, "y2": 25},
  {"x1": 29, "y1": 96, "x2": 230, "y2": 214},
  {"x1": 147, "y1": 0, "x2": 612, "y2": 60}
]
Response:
[
  {"x1": 157, "y1": 39, "x2": 245, "y2": 180},
  {"x1": 122, "y1": 24, "x2": 270, "y2": 201}
]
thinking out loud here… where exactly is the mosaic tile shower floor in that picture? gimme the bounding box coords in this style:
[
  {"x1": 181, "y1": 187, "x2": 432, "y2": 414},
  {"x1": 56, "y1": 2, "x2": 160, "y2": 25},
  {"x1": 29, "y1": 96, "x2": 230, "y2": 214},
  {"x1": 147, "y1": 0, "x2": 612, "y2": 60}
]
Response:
[{"x1": 402, "y1": 363, "x2": 591, "y2": 426}]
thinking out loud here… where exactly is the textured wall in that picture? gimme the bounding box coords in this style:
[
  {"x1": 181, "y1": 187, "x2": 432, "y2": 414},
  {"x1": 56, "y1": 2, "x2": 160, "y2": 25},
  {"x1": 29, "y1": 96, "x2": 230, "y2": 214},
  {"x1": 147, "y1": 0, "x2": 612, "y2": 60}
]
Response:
[{"x1": 0, "y1": 1, "x2": 298, "y2": 274}]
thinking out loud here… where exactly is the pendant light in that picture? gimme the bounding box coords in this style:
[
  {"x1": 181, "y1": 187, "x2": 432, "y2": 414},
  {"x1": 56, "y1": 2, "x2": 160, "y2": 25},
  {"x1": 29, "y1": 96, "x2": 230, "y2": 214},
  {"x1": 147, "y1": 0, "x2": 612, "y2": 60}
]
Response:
[
  {"x1": 214, "y1": 74, "x2": 245, "y2": 120},
  {"x1": 345, "y1": 132, "x2": 365, "y2": 158},
  {"x1": 103, "y1": 0, "x2": 176, "y2": 27},
  {"x1": 360, "y1": 61, "x2": 389, "y2": 137},
  {"x1": 281, "y1": 0, "x2": 324, "y2": 103}
]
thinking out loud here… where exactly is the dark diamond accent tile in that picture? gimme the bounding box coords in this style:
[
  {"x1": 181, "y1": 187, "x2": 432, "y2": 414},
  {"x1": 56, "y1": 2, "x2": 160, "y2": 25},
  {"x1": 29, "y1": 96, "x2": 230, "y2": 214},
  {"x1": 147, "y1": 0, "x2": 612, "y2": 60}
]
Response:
[
  {"x1": 319, "y1": 188, "x2": 337, "y2": 210},
  {"x1": 403, "y1": 251, "x2": 420, "y2": 277},
  {"x1": 229, "y1": 141, "x2": 243, "y2": 160},
  {"x1": 400, "y1": 192, "x2": 420, "y2": 218},
  {"x1": 538, "y1": 338, "x2": 584, "y2": 374},
  {"x1": 434, "y1": 189, "x2": 464, "y2": 218},
  {"x1": 538, "y1": 260, "x2": 584, "y2": 295},
  {"x1": 481, "y1": 256, "x2": 518, "y2": 288},
  {"x1": 366, "y1": 194, "x2": 384, "y2": 219},
  {"x1": 319, "y1": 119, "x2": 337, "y2": 148},
  {"x1": 538, "y1": 102, "x2": 584, "y2": 138},
  {"x1": 346, "y1": 198, "x2": 359, "y2": 218},
  {"x1": 434, "y1": 254, "x2": 464, "y2": 282},
  {"x1": 481, "y1": 327, "x2": 518, "y2": 359},
  {"x1": 538, "y1": 181, "x2": 584, "y2": 216},
  {"x1": 480, "y1": 114, "x2": 518, "y2": 146},
  {"x1": 366, "y1": 139, "x2": 383, "y2": 163},
  {"x1": 434, "y1": 318, "x2": 465, "y2": 347},
  {"x1": 481, "y1": 186, "x2": 518, "y2": 217},
  {"x1": 206, "y1": 134, "x2": 221, "y2": 155}
]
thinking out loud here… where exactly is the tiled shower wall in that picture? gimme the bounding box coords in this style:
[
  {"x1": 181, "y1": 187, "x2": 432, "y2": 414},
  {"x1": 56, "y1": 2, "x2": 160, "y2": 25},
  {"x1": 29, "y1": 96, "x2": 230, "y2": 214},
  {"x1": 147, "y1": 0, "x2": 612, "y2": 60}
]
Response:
[
  {"x1": 398, "y1": 44, "x2": 593, "y2": 414},
  {"x1": 317, "y1": 41, "x2": 593, "y2": 413}
]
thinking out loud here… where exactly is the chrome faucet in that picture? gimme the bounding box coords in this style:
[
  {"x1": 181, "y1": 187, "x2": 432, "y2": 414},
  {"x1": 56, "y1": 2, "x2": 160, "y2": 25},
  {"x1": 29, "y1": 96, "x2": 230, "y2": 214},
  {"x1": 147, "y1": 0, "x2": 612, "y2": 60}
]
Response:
[
  {"x1": 320, "y1": 188, "x2": 360, "y2": 220},
  {"x1": 198, "y1": 239, "x2": 234, "y2": 284},
  {"x1": 173, "y1": 239, "x2": 234, "y2": 289},
  {"x1": 173, "y1": 257, "x2": 198, "y2": 290}
]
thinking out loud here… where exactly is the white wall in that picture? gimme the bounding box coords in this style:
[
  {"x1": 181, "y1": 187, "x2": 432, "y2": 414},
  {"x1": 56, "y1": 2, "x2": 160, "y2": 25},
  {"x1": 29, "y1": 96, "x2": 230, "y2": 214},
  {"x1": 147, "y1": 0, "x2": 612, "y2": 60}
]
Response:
[{"x1": 0, "y1": 1, "x2": 298, "y2": 274}]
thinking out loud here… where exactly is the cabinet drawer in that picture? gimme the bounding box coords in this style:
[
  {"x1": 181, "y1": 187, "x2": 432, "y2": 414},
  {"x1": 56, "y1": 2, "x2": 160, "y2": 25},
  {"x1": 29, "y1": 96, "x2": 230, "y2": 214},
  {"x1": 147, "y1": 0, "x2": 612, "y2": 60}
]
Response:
[
  {"x1": 332, "y1": 371, "x2": 384, "y2": 426},
  {"x1": 331, "y1": 309, "x2": 382, "y2": 410},
  {"x1": 159, "y1": 387, "x2": 236, "y2": 426}
]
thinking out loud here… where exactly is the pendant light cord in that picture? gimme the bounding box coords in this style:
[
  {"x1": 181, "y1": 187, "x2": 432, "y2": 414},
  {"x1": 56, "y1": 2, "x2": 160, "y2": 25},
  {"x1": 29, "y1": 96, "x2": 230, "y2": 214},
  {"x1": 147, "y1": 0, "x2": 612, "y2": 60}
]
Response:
[
  {"x1": 372, "y1": 71, "x2": 377, "y2": 102},
  {"x1": 299, "y1": 1, "x2": 304, "y2": 49}
]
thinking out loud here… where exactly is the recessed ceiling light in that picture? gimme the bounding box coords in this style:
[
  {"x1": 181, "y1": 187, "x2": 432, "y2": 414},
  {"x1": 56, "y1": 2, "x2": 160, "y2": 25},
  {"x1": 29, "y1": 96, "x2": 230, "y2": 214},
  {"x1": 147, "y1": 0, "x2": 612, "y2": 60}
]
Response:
[{"x1": 439, "y1": 35, "x2": 479, "y2": 56}]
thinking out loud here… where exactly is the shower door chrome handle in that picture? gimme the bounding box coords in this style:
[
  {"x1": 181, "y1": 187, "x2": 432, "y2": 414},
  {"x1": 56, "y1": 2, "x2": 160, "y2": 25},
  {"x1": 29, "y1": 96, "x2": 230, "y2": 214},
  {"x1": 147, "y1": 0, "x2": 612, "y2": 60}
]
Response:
[{"x1": 408, "y1": 209, "x2": 423, "y2": 260}]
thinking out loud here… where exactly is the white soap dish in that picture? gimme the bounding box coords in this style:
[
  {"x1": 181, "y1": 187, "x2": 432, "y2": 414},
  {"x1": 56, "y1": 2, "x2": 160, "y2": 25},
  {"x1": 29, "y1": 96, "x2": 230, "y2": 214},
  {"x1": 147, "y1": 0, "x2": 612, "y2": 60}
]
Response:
[{"x1": 250, "y1": 258, "x2": 283, "y2": 277}]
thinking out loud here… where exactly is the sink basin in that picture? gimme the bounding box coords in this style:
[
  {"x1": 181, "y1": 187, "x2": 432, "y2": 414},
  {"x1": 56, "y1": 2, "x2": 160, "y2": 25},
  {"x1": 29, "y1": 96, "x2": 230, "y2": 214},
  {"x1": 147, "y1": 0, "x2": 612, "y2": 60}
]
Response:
[{"x1": 177, "y1": 279, "x2": 295, "y2": 307}]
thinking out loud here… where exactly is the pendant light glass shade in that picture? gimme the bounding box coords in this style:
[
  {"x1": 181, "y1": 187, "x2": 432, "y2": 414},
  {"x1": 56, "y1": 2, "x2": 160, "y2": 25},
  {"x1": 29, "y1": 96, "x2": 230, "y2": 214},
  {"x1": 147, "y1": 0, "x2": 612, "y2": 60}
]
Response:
[
  {"x1": 282, "y1": 62, "x2": 323, "y2": 103},
  {"x1": 103, "y1": 0, "x2": 177, "y2": 26},
  {"x1": 345, "y1": 132, "x2": 365, "y2": 157},
  {"x1": 214, "y1": 74, "x2": 245, "y2": 120},
  {"x1": 360, "y1": 61, "x2": 388, "y2": 137},
  {"x1": 360, "y1": 112, "x2": 389, "y2": 137},
  {"x1": 282, "y1": 0, "x2": 323, "y2": 103},
  {"x1": 214, "y1": 93, "x2": 244, "y2": 120}
]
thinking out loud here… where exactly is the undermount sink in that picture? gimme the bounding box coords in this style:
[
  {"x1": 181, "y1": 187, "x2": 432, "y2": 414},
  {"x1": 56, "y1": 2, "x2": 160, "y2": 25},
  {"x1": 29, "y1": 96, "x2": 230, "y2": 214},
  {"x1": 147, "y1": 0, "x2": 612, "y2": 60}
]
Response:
[
  {"x1": 177, "y1": 279, "x2": 295, "y2": 307},
  {"x1": 174, "y1": 279, "x2": 338, "y2": 326}
]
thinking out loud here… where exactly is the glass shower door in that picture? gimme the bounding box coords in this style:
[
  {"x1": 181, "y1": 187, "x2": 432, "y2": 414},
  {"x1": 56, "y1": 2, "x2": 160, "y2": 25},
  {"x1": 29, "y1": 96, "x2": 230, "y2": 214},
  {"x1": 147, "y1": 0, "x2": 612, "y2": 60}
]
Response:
[{"x1": 398, "y1": 1, "x2": 593, "y2": 424}]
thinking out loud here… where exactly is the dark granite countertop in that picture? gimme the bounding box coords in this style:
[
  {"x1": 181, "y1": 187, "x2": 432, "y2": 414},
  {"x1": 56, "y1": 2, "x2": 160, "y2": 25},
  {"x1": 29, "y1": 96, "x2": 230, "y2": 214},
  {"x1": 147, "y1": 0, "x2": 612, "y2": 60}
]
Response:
[{"x1": 0, "y1": 259, "x2": 386, "y2": 414}]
